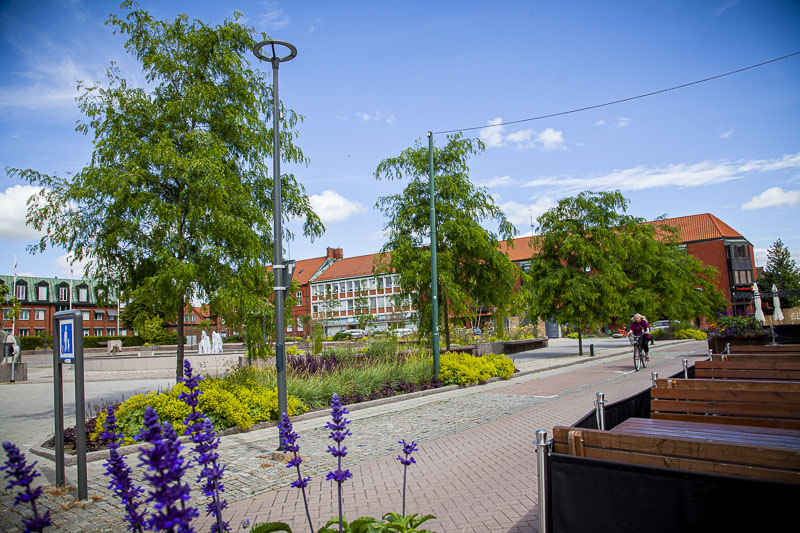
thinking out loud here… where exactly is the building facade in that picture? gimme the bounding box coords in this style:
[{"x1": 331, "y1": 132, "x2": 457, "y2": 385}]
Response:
[{"x1": 1, "y1": 275, "x2": 124, "y2": 337}]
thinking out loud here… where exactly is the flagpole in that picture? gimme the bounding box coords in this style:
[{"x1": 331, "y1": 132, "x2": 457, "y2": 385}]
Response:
[{"x1": 69, "y1": 264, "x2": 73, "y2": 311}]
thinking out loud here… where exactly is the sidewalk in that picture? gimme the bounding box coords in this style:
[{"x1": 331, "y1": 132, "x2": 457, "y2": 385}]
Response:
[{"x1": 0, "y1": 339, "x2": 706, "y2": 532}]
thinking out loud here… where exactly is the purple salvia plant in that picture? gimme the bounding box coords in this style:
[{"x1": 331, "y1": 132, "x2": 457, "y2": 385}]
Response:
[
  {"x1": 278, "y1": 413, "x2": 314, "y2": 532},
  {"x1": 1, "y1": 442, "x2": 52, "y2": 533},
  {"x1": 137, "y1": 405, "x2": 198, "y2": 532},
  {"x1": 325, "y1": 393, "x2": 352, "y2": 533},
  {"x1": 395, "y1": 440, "x2": 419, "y2": 516},
  {"x1": 101, "y1": 405, "x2": 147, "y2": 532},
  {"x1": 178, "y1": 360, "x2": 229, "y2": 533}
]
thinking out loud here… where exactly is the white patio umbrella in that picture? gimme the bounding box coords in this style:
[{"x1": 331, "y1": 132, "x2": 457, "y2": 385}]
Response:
[
  {"x1": 753, "y1": 283, "x2": 765, "y2": 323},
  {"x1": 772, "y1": 284, "x2": 784, "y2": 322}
]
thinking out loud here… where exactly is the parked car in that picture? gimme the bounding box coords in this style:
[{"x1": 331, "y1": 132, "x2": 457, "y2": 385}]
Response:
[
  {"x1": 652, "y1": 320, "x2": 680, "y2": 330},
  {"x1": 393, "y1": 328, "x2": 414, "y2": 337},
  {"x1": 342, "y1": 328, "x2": 365, "y2": 339}
]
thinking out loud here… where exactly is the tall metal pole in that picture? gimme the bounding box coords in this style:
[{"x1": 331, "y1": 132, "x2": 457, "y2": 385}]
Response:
[
  {"x1": 428, "y1": 132, "x2": 440, "y2": 376},
  {"x1": 271, "y1": 54, "x2": 288, "y2": 423}
]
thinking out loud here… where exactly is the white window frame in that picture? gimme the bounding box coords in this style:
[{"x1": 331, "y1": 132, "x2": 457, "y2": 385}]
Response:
[
  {"x1": 78, "y1": 287, "x2": 88, "y2": 302},
  {"x1": 16, "y1": 285, "x2": 26, "y2": 300},
  {"x1": 34, "y1": 309, "x2": 45, "y2": 321},
  {"x1": 19, "y1": 309, "x2": 30, "y2": 320},
  {"x1": 37, "y1": 285, "x2": 48, "y2": 301},
  {"x1": 59, "y1": 286, "x2": 69, "y2": 301},
  {"x1": 81, "y1": 310, "x2": 90, "y2": 321}
]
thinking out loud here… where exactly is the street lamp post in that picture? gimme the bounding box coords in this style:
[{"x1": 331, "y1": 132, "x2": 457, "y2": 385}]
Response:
[{"x1": 254, "y1": 39, "x2": 297, "y2": 429}]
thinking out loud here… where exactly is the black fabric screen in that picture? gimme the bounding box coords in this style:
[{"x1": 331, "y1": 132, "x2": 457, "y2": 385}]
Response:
[{"x1": 548, "y1": 453, "x2": 798, "y2": 533}]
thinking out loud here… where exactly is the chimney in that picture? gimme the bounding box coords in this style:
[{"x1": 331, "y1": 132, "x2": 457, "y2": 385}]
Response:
[{"x1": 326, "y1": 247, "x2": 344, "y2": 259}]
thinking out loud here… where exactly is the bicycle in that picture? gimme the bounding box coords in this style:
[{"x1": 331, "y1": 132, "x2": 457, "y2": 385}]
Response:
[{"x1": 628, "y1": 333, "x2": 648, "y2": 371}]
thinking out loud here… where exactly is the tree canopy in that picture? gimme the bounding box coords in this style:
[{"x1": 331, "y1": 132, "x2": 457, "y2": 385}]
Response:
[
  {"x1": 527, "y1": 191, "x2": 725, "y2": 352},
  {"x1": 760, "y1": 239, "x2": 800, "y2": 308},
  {"x1": 9, "y1": 2, "x2": 323, "y2": 378},
  {"x1": 374, "y1": 133, "x2": 519, "y2": 349}
]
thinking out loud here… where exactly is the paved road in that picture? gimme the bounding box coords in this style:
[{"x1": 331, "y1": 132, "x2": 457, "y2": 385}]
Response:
[{"x1": 0, "y1": 338, "x2": 706, "y2": 532}]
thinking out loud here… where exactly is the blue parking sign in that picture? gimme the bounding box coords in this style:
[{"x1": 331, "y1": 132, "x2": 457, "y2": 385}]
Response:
[{"x1": 60, "y1": 319, "x2": 74, "y2": 360}]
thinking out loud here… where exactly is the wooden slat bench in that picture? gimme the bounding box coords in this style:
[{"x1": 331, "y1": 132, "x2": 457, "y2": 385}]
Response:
[
  {"x1": 730, "y1": 344, "x2": 800, "y2": 354},
  {"x1": 650, "y1": 378, "x2": 800, "y2": 429},
  {"x1": 711, "y1": 353, "x2": 800, "y2": 362},
  {"x1": 695, "y1": 359, "x2": 800, "y2": 381},
  {"x1": 552, "y1": 422, "x2": 800, "y2": 482}
]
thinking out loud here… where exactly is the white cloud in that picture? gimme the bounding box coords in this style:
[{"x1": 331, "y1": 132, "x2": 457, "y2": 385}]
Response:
[
  {"x1": 355, "y1": 111, "x2": 395, "y2": 123},
  {"x1": 614, "y1": 117, "x2": 632, "y2": 129},
  {"x1": 307, "y1": 17, "x2": 321, "y2": 32},
  {"x1": 309, "y1": 190, "x2": 367, "y2": 223},
  {"x1": 498, "y1": 197, "x2": 558, "y2": 227},
  {"x1": 259, "y1": 2, "x2": 289, "y2": 29},
  {"x1": 537, "y1": 128, "x2": 566, "y2": 151},
  {"x1": 742, "y1": 187, "x2": 800, "y2": 210},
  {"x1": 719, "y1": 128, "x2": 734, "y2": 139},
  {"x1": 0, "y1": 56, "x2": 97, "y2": 111},
  {"x1": 478, "y1": 175, "x2": 513, "y2": 188},
  {"x1": 523, "y1": 152, "x2": 800, "y2": 196},
  {"x1": 0, "y1": 185, "x2": 46, "y2": 241},
  {"x1": 593, "y1": 120, "x2": 606, "y2": 127},
  {"x1": 715, "y1": 1, "x2": 740, "y2": 16},
  {"x1": 479, "y1": 117, "x2": 565, "y2": 151},
  {"x1": 56, "y1": 252, "x2": 90, "y2": 279}
]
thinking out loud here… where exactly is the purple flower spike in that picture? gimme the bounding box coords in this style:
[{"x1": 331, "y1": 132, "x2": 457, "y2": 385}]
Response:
[
  {"x1": 178, "y1": 360, "x2": 229, "y2": 533},
  {"x1": 1, "y1": 442, "x2": 52, "y2": 533},
  {"x1": 101, "y1": 406, "x2": 146, "y2": 532},
  {"x1": 137, "y1": 406, "x2": 198, "y2": 532},
  {"x1": 325, "y1": 394, "x2": 352, "y2": 533},
  {"x1": 395, "y1": 439, "x2": 419, "y2": 516},
  {"x1": 278, "y1": 413, "x2": 314, "y2": 531}
]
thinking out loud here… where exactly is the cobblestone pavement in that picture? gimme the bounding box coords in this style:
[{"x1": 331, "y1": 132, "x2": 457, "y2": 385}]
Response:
[{"x1": 0, "y1": 340, "x2": 706, "y2": 532}]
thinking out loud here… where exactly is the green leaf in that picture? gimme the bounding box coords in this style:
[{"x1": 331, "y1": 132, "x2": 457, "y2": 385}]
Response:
[{"x1": 251, "y1": 522, "x2": 294, "y2": 533}]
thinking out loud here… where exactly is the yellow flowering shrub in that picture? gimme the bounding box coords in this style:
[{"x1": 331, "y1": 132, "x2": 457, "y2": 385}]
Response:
[
  {"x1": 439, "y1": 351, "x2": 515, "y2": 386},
  {"x1": 675, "y1": 328, "x2": 707, "y2": 340},
  {"x1": 90, "y1": 378, "x2": 308, "y2": 445}
]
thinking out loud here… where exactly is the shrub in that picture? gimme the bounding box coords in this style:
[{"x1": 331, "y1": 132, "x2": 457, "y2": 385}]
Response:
[
  {"x1": 565, "y1": 332, "x2": 579, "y2": 339},
  {"x1": 707, "y1": 316, "x2": 766, "y2": 339},
  {"x1": 439, "y1": 351, "x2": 514, "y2": 386},
  {"x1": 675, "y1": 328, "x2": 707, "y2": 340},
  {"x1": 90, "y1": 378, "x2": 307, "y2": 445},
  {"x1": 332, "y1": 331, "x2": 350, "y2": 341},
  {"x1": 20, "y1": 335, "x2": 49, "y2": 351},
  {"x1": 366, "y1": 339, "x2": 397, "y2": 362}
]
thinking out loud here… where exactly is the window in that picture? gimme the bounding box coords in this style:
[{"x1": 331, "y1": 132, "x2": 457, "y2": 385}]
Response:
[
  {"x1": 34, "y1": 328, "x2": 45, "y2": 336},
  {"x1": 95, "y1": 310, "x2": 104, "y2": 320},
  {"x1": 339, "y1": 282, "x2": 346, "y2": 295},
  {"x1": 369, "y1": 297, "x2": 376, "y2": 310},
  {"x1": 35, "y1": 309, "x2": 45, "y2": 321},
  {"x1": 346, "y1": 281, "x2": 353, "y2": 292},
  {"x1": 19, "y1": 310, "x2": 30, "y2": 320},
  {"x1": 18, "y1": 328, "x2": 29, "y2": 337},
  {"x1": 312, "y1": 304, "x2": 319, "y2": 314},
  {"x1": 734, "y1": 270, "x2": 753, "y2": 285},
  {"x1": 3, "y1": 309, "x2": 13, "y2": 320},
  {"x1": 94, "y1": 328, "x2": 103, "y2": 336},
  {"x1": 120, "y1": 328, "x2": 128, "y2": 336},
  {"x1": 107, "y1": 328, "x2": 116, "y2": 336},
  {"x1": 81, "y1": 310, "x2": 90, "y2": 321},
  {"x1": 295, "y1": 291, "x2": 302, "y2": 305},
  {"x1": 37, "y1": 285, "x2": 48, "y2": 301},
  {"x1": 15, "y1": 285, "x2": 26, "y2": 300},
  {"x1": 734, "y1": 245, "x2": 749, "y2": 259},
  {"x1": 59, "y1": 286, "x2": 69, "y2": 301},
  {"x1": 78, "y1": 287, "x2": 88, "y2": 302},
  {"x1": 83, "y1": 329, "x2": 90, "y2": 336},
  {"x1": 369, "y1": 278, "x2": 377, "y2": 290}
]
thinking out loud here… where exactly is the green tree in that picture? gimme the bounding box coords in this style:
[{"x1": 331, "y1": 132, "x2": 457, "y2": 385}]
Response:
[
  {"x1": 374, "y1": 133, "x2": 519, "y2": 350},
  {"x1": 10, "y1": 3, "x2": 322, "y2": 379},
  {"x1": 528, "y1": 191, "x2": 636, "y2": 354},
  {"x1": 353, "y1": 286, "x2": 375, "y2": 331},
  {"x1": 319, "y1": 284, "x2": 340, "y2": 336},
  {"x1": 621, "y1": 219, "x2": 725, "y2": 322},
  {"x1": 760, "y1": 239, "x2": 800, "y2": 309}
]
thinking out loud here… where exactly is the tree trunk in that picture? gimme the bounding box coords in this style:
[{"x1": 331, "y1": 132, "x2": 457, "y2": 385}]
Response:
[
  {"x1": 578, "y1": 330, "x2": 583, "y2": 356},
  {"x1": 443, "y1": 288, "x2": 451, "y2": 351},
  {"x1": 176, "y1": 298, "x2": 185, "y2": 379}
]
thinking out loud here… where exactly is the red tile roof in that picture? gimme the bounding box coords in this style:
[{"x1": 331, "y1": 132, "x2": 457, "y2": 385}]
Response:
[
  {"x1": 498, "y1": 236, "x2": 542, "y2": 262},
  {"x1": 643, "y1": 213, "x2": 744, "y2": 243},
  {"x1": 291, "y1": 257, "x2": 329, "y2": 285},
  {"x1": 315, "y1": 252, "x2": 392, "y2": 282}
]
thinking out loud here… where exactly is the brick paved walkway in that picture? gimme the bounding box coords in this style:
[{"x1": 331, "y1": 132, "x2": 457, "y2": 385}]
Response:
[{"x1": 0, "y1": 341, "x2": 707, "y2": 532}]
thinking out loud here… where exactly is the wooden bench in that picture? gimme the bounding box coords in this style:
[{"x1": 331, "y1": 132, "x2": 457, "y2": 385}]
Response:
[
  {"x1": 650, "y1": 378, "x2": 800, "y2": 429},
  {"x1": 552, "y1": 422, "x2": 800, "y2": 483},
  {"x1": 711, "y1": 353, "x2": 800, "y2": 362},
  {"x1": 695, "y1": 359, "x2": 800, "y2": 381},
  {"x1": 730, "y1": 344, "x2": 800, "y2": 354}
]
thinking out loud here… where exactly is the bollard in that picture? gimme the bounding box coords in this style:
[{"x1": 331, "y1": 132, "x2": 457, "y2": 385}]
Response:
[
  {"x1": 651, "y1": 371, "x2": 658, "y2": 387},
  {"x1": 535, "y1": 430, "x2": 552, "y2": 533},
  {"x1": 682, "y1": 358, "x2": 689, "y2": 379},
  {"x1": 594, "y1": 392, "x2": 606, "y2": 430},
  {"x1": 589, "y1": 343, "x2": 595, "y2": 357},
  {"x1": 725, "y1": 343, "x2": 731, "y2": 355},
  {"x1": 707, "y1": 348, "x2": 713, "y2": 358}
]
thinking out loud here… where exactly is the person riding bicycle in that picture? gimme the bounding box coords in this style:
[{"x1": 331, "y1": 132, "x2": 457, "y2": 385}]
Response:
[{"x1": 627, "y1": 314, "x2": 651, "y2": 360}]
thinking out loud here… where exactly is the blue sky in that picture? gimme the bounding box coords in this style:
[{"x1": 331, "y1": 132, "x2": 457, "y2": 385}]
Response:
[{"x1": 1, "y1": 0, "x2": 799, "y2": 280}]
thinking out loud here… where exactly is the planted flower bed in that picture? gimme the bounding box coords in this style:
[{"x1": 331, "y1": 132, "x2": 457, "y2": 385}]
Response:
[{"x1": 706, "y1": 316, "x2": 769, "y2": 353}]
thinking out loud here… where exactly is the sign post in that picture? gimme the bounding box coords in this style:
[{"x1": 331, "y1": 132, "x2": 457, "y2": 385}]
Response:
[{"x1": 52, "y1": 310, "x2": 87, "y2": 500}]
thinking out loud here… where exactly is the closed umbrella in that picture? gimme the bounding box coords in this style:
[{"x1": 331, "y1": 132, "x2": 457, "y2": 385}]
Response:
[
  {"x1": 753, "y1": 283, "x2": 765, "y2": 323},
  {"x1": 772, "y1": 284, "x2": 784, "y2": 322}
]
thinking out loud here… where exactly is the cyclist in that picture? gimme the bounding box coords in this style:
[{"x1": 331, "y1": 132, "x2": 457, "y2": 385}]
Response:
[{"x1": 627, "y1": 314, "x2": 651, "y2": 360}]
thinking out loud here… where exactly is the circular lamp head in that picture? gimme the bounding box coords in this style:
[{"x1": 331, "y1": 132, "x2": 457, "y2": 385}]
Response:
[{"x1": 253, "y1": 40, "x2": 297, "y2": 63}]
